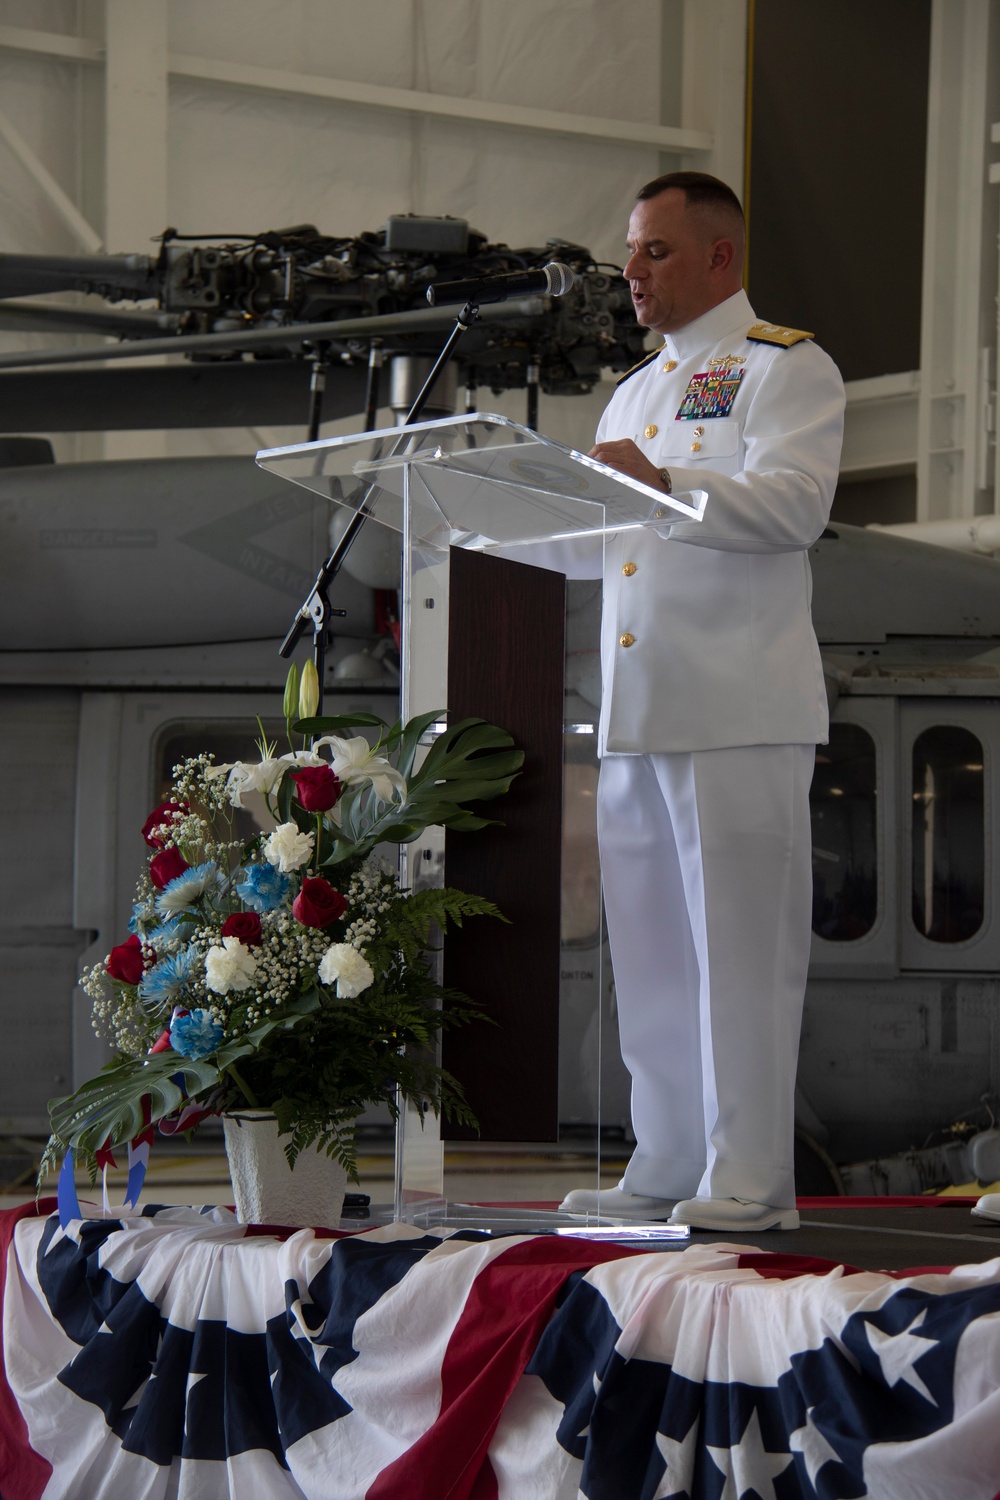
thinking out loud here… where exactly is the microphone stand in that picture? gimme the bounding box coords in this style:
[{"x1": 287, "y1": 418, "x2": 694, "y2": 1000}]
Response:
[{"x1": 279, "y1": 302, "x2": 481, "y2": 713}]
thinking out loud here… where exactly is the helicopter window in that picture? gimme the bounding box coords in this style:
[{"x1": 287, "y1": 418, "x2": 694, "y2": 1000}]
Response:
[
  {"x1": 811, "y1": 723, "x2": 878, "y2": 941},
  {"x1": 155, "y1": 722, "x2": 288, "y2": 847},
  {"x1": 911, "y1": 726, "x2": 985, "y2": 944}
]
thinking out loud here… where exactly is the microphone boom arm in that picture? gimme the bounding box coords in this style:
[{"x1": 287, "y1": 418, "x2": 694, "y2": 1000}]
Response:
[{"x1": 279, "y1": 301, "x2": 482, "y2": 714}]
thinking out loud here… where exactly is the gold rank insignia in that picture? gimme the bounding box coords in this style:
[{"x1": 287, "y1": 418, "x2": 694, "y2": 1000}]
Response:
[{"x1": 746, "y1": 322, "x2": 815, "y2": 347}]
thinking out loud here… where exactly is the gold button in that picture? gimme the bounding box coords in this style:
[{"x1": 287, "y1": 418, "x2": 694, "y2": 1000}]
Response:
[
  {"x1": 694, "y1": 425, "x2": 705, "y2": 436},
  {"x1": 622, "y1": 561, "x2": 637, "y2": 577},
  {"x1": 691, "y1": 441, "x2": 702, "y2": 452},
  {"x1": 644, "y1": 423, "x2": 658, "y2": 439},
  {"x1": 619, "y1": 632, "x2": 635, "y2": 648},
  {"x1": 662, "y1": 360, "x2": 677, "y2": 373}
]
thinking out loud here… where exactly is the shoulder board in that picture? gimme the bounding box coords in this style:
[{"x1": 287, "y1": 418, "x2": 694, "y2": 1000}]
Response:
[
  {"x1": 746, "y1": 322, "x2": 815, "y2": 348},
  {"x1": 614, "y1": 348, "x2": 660, "y2": 386}
]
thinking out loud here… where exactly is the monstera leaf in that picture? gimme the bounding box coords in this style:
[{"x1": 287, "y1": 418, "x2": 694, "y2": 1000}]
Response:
[
  {"x1": 48, "y1": 990, "x2": 320, "y2": 1155},
  {"x1": 294, "y1": 712, "x2": 524, "y2": 853}
]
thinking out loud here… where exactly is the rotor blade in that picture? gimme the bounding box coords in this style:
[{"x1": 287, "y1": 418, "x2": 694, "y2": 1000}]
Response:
[
  {"x1": 0, "y1": 359, "x2": 367, "y2": 430},
  {"x1": 0, "y1": 299, "x2": 176, "y2": 338},
  {"x1": 0, "y1": 297, "x2": 547, "y2": 371},
  {"x1": 0, "y1": 251, "x2": 157, "y2": 301}
]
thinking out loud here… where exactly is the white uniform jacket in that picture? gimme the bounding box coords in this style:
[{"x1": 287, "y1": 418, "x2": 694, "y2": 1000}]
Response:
[{"x1": 574, "y1": 288, "x2": 845, "y2": 755}]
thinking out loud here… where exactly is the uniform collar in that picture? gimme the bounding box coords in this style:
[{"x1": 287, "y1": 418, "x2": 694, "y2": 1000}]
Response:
[{"x1": 661, "y1": 289, "x2": 755, "y2": 362}]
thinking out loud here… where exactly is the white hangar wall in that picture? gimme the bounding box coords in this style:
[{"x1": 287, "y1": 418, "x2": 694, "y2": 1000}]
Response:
[{"x1": 1, "y1": 0, "x2": 735, "y2": 458}]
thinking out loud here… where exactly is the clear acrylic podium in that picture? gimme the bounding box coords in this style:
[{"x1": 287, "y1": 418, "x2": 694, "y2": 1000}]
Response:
[{"x1": 257, "y1": 414, "x2": 703, "y2": 1234}]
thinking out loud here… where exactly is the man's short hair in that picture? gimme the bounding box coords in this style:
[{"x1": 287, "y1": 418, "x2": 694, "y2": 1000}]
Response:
[{"x1": 636, "y1": 171, "x2": 745, "y2": 223}]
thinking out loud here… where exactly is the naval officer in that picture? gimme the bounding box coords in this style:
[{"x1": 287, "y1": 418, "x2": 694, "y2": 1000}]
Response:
[{"x1": 560, "y1": 171, "x2": 845, "y2": 1231}]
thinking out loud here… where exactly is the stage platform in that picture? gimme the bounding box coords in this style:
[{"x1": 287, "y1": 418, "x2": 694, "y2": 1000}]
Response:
[
  {"x1": 3, "y1": 1194, "x2": 1000, "y2": 1500},
  {"x1": 4, "y1": 1135, "x2": 999, "y2": 1272}
]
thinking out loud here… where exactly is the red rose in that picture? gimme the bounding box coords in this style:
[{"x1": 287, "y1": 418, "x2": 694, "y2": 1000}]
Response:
[
  {"x1": 221, "y1": 911, "x2": 263, "y2": 947},
  {"x1": 149, "y1": 846, "x2": 190, "y2": 890},
  {"x1": 290, "y1": 765, "x2": 342, "y2": 813},
  {"x1": 292, "y1": 877, "x2": 347, "y2": 928},
  {"x1": 142, "y1": 801, "x2": 187, "y2": 848},
  {"x1": 106, "y1": 933, "x2": 146, "y2": 985}
]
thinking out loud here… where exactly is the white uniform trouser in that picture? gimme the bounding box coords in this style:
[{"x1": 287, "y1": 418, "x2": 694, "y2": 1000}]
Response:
[{"x1": 597, "y1": 744, "x2": 815, "y2": 1209}]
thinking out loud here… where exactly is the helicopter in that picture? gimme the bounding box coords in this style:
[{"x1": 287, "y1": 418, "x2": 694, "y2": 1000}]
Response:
[{"x1": 0, "y1": 214, "x2": 644, "y2": 435}]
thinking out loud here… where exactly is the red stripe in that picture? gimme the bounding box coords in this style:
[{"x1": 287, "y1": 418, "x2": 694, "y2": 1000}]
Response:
[
  {"x1": 0, "y1": 1200, "x2": 56, "y2": 1500},
  {"x1": 797, "y1": 1195, "x2": 980, "y2": 1207},
  {"x1": 735, "y1": 1252, "x2": 865, "y2": 1278},
  {"x1": 365, "y1": 1237, "x2": 644, "y2": 1500}
]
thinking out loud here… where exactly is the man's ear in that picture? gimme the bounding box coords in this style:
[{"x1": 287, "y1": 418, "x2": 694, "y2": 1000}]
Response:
[{"x1": 709, "y1": 238, "x2": 737, "y2": 275}]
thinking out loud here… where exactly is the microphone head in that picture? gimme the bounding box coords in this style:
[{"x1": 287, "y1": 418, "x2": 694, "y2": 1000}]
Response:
[{"x1": 543, "y1": 262, "x2": 576, "y2": 297}]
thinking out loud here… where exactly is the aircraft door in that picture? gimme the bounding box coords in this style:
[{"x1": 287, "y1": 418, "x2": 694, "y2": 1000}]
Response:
[
  {"x1": 809, "y1": 698, "x2": 898, "y2": 977},
  {"x1": 899, "y1": 700, "x2": 998, "y2": 972}
]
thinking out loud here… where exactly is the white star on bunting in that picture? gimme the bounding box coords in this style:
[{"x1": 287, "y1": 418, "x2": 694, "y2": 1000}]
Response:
[
  {"x1": 706, "y1": 1407, "x2": 792, "y2": 1500},
  {"x1": 652, "y1": 1415, "x2": 699, "y2": 1499},
  {"x1": 789, "y1": 1406, "x2": 842, "y2": 1488},
  {"x1": 864, "y1": 1309, "x2": 939, "y2": 1404}
]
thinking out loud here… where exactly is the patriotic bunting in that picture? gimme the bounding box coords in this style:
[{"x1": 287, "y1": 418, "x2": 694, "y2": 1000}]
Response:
[{"x1": 2, "y1": 1204, "x2": 1000, "y2": 1500}]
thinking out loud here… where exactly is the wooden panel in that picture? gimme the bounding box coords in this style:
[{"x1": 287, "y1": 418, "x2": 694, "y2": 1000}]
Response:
[
  {"x1": 441, "y1": 547, "x2": 565, "y2": 1141},
  {"x1": 748, "y1": 0, "x2": 930, "y2": 382}
]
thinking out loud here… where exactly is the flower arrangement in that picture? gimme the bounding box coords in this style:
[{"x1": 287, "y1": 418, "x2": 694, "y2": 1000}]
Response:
[{"x1": 43, "y1": 680, "x2": 522, "y2": 1189}]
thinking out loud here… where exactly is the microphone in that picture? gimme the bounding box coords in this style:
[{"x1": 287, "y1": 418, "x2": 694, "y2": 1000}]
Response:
[{"x1": 426, "y1": 261, "x2": 576, "y2": 307}]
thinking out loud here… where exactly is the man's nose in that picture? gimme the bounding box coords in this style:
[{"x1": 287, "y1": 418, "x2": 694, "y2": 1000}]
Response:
[{"x1": 624, "y1": 254, "x2": 644, "y2": 281}]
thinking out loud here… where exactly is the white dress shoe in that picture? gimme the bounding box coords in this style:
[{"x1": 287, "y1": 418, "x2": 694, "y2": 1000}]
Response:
[
  {"x1": 972, "y1": 1193, "x2": 1000, "y2": 1223},
  {"x1": 668, "y1": 1197, "x2": 800, "y2": 1232},
  {"x1": 558, "y1": 1186, "x2": 678, "y2": 1220}
]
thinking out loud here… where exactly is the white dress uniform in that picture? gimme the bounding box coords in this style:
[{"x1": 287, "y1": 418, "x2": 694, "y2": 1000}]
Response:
[{"x1": 586, "y1": 288, "x2": 845, "y2": 1210}]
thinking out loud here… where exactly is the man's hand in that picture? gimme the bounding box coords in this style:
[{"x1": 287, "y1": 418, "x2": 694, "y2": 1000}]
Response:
[{"x1": 588, "y1": 439, "x2": 666, "y2": 490}]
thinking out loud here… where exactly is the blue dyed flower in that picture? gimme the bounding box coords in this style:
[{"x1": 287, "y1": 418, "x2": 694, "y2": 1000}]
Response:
[
  {"x1": 170, "y1": 1008, "x2": 224, "y2": 1060},
  {"x1": 145, "y1": 919, "x2": 185, "y2": 952},
  {"x1": 128, "y1": 901, "x2": 156, "y2": 935},
  {"x1": 138, "y1": 947, "x2": 199, "y2": 1008},
  {"x1": 236, "y1": 861, "x2": 290, "y2": 913},
  {"x1": 154, "y1": 861, "x2": 220, "y2": 919}
]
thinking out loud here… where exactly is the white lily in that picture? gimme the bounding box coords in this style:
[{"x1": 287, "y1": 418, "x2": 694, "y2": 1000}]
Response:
[
  {"x1": 313, "y1": 735, "x2": 407, "y2": 803},
  {"x1": 206, "y1": 749, "x2": 323, "y2": 808},
  {"x1": 205, "y1": 758, "x2": 283, "y2": 808}
]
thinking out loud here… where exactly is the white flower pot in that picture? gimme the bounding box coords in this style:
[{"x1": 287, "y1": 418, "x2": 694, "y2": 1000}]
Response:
[{"x1": 223, "y1": 1111, "x2": 349, "y2": 1228}]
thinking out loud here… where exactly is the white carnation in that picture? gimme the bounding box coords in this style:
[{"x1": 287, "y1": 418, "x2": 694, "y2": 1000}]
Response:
[
  {"x1": 263, "y1": 821, "x2": 315, "y2": 873},
  {"x1": 318, "y1": 943, "x2": 375, "y2": 998},
  {"x1": 205, "y1": 935, "x2": 258, "y2": 995}
]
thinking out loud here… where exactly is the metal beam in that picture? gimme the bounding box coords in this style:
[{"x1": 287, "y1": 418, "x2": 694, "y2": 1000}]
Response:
[
  {"x1": 0, "y1": 24, "x2": 102, "y2": 64},
  {"x1": 680, "y1": 0, "x2": 747, "y2": 186},
  {"x1": 103, "y1": 0, "x2": 168, "y2": 460},
  {"x1": 0, "y1": 25, "x2": 713, "y2": 153},
  {"x1": 167, "y1": 51, "x2": 713, "y2": 152},
  {"x1": 0, "y1": 107, "x2": 103, "y2": 252},
  {"x1": 840, "y1": 372, "x2": 921, "y2": 480},
  {"x1": 916, "y1": 0, "x2": 999, "y2": 520}
]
